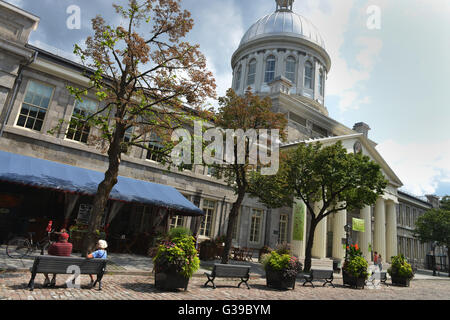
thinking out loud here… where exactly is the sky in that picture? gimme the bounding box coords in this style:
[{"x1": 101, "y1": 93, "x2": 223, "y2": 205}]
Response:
[{"x1": 6, "y1": 0, "x2": 450, "y2": 197}]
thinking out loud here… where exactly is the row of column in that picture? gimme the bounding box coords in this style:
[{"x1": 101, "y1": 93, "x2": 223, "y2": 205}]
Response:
[{"x1": 292, "y1": 197, "x2": 398, "y2": 263}]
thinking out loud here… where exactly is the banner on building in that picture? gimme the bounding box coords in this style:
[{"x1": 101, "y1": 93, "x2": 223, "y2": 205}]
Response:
[
  {"x1": 292, "y1": 200, "x2": 305, "y2": 241},
  {"x1": 352, "y1": 218, "x2": 365, "y2": 232}
]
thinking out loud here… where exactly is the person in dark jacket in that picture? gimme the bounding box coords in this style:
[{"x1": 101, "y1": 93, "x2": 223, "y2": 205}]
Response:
[{"x1": 43, "y1": 232, "x2": 73, "y2": 287}]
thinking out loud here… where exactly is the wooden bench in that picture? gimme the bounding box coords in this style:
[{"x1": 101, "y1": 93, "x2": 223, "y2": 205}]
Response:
[
  {"x1": 204, "y1": 264, "x2": 251, "y2": 289},
  {"x1": 27, "y1": 256, "x2": 107, "y2": 291},
  {"x1": 303, "y1": 269, "x2": 335, "y2": 288}
]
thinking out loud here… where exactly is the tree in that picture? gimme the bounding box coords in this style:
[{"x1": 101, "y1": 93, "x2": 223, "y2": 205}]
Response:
[
  {"x1": 414, "y1": 208, "x2": 450, "y2": 276},
  {"x1": 249, "y1": 141, "x2": 387, "y2": 272},
  {"x1": 57, "y1": 0, "x2": 216, "y2": 255},
  {"x1": 440, "y1": 196, "x2": 450, "y2": 211},
  {"x1": 208, "y1": 88, "x2": 287, "y2": 264}
]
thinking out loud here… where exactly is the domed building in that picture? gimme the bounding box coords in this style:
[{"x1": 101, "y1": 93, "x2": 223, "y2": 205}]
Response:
[{"x1": 229, "y1": 0, "x2": 406, "y2": 266}]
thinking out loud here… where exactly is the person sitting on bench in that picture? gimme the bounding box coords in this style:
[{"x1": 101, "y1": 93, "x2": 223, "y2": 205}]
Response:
[
  {"x1": 86, "y1": 240, "x2": 108, "y2": 288},
  {"x1": 44, "y1": 231, "x2": 73, "y2": 287}
]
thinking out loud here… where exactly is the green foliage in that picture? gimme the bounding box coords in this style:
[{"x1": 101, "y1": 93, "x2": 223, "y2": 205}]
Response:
[
  {"x1": 388, "y1": 254, "x2": 414, "y2": 279},
  {"x1": 168, "y1": 227, "x2": 192, "y2": 239},
  {"x1": 153, "y1": 232, "x2": 200, "y2": 278},
  {"x1": 262, "y1": 249, "x2": 302, "y2": 279},
  {"x1": 346, "y1": 244, "x2": 363, "y2": 260},
  {"x1": 414, "y1": 208, "x2": 450, "y2": 248},
  {"x1": 343, "y1": 256, "x2": 369, "y2": 279}
]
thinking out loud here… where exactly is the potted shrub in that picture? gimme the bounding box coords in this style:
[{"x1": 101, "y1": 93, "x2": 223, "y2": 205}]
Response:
[
  {"x1": 258, "y1": 245, "x2": 272, "y2": 262},
  {"x1": 262, "y1": 247, "x2": 302, "y2": 290},
  {"x1": 342, "y1": 244, "x2": 369, "y2": 289},
  {"x1": 388, "y1": 254, "x2": 414, "y2": 287},
  {"x1": 153, "y1": 227, "x2": 200, "y2": 291}
]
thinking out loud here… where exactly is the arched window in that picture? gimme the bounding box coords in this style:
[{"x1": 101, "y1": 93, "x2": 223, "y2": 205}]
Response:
[
  {"x1": 235, "y1": 65, "x2": 242, "y2": 90},
  {"x1": 319, "y1": 69, "x2": 324, "y2": 96},
  {"x1": 264, "y1": 55, "x2": 276, "y2": 83},
  {"x1": 304, "y1": 61, "x2": 314, "y2": 89},
  {"x1": 285, "y1": 56, "x2": 296, "y2": 83},
  {"x1": 247, "y1": 59, "x2": 257, "y2": 86}
]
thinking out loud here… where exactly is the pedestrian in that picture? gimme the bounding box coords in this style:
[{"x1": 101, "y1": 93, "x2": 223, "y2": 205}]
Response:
[
  {"x1": 86, "y1": 239, "x2": 108, "y2": 288},
  {"x1": 373, "y1": 251, "x2": 378, "y2": 266},
  {"x1": 378, "y1": 254, "x2": 383, "y2": 271},
  {"x1": 44, "y1": 231, "x2": 73, "y2": 287}
]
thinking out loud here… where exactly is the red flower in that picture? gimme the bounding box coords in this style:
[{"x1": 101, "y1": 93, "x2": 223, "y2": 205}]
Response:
[{"x1": 355, "y1": 244, "x2": 359, "y2": 250}]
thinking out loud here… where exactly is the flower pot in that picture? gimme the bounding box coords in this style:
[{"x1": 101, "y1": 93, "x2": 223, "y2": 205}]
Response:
[
  {"x1": 343, "y1": 272, "x2": 365, "y2": 289},
  {"x1": 155, "y1": 271, "x2": 190, "y2": 291},
  {"x1": 391, "y1": 276, "x2": 411, "y2": 287},
  {"x1": 265, "y1": 269, "x2": 296, "y2": 290}
]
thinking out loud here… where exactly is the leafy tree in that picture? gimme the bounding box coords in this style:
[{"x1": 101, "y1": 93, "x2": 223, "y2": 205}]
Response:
[
  {"x1": 56, "y1": 0, "x2": 216, "y2": 255},
  {"x1": 414, "y1": 208, "x2": 450, "y2": 276},
  {"x1": 249, "y1": 141, "x2": 387, "y2": 272},
  {"x1": 440, "y1": 196, "x2": 450, "y2": 211},
  {"x1": 208, "y1": 88, "x2": 287, "y2": 264}
]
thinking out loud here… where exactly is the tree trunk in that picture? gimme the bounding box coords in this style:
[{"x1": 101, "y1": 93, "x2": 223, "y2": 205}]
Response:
[
  {"x1": 448, "y1": 246, "x2": 450, "y2": 277},
  {"x1": 303, "y1": 220, "x2": 317, "y2": 272},
  {"x1": 221, "y1": 191, "x2": 246, "y2": 264},
  {"x1": 81, "y1": 126, "x2": 124, "y2": 257}
]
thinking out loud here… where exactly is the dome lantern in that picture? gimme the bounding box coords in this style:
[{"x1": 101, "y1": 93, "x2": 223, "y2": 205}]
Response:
[{"x1": 276, "y1": 0, "x2": 294, "y2": 12}]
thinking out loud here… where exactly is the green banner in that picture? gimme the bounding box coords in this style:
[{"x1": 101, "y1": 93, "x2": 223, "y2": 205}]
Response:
[
  {"x1": 352, "y1": 218, "x2": 365, "y2": 232},
  {"x1": 292, "y1": 200, "x2": 305, "y2": 241}
]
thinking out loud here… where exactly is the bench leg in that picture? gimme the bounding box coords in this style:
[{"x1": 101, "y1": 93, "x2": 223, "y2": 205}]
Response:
[
  {"x1": 28, "y1": 273, "x2": 36, "y2": 291},
  {"x1": 303, "y1": 277, "x2": 314, "y2": 288},
  {"x1": 323, "y1": 279, "x2": 335, "y2": 288},
  {"x1": 238, "y1": 277, "x2": 250, "y2": 289},
  {"x1": 204, "y1": 275, "x2": 216, "y2": 289}
]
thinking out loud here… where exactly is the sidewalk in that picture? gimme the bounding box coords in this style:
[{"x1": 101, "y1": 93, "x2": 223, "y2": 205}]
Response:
[{"x1": 1, "y1": 245, "x2": 448, "y2": 280}]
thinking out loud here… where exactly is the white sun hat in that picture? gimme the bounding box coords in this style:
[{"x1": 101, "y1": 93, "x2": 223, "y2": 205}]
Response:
[{"x1": 98, "y1": 239, "x2": 108, "y2": 249}]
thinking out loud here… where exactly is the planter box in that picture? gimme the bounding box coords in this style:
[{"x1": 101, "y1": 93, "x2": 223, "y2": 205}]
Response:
[
  {"x1": 391, "y1": 276, "x2": 411, "y2": 287},
  {"x1": 343, "y1": 272, "x2": 365, "y2": 289},
  {"x1": 155, "y1": 271, "x2": 189, "y2": 291},
  {"x1": 265, "y1": 269, "x2": 296, "y2": 290}
]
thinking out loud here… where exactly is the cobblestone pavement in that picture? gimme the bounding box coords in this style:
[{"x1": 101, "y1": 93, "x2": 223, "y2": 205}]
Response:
[{"x1": 1, "y1": 272, "x2": 449, "y2": 300}]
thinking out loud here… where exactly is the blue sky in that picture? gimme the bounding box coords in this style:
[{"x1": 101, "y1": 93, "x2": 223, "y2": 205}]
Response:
[{"x1": 7, "y1": 0, "x2": 450, "y2": 197}]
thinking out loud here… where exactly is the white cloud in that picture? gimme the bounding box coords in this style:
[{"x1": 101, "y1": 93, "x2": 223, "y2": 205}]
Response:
[
  {"x1": 294, "y1": 0, "x2": 386, "y2": 113},
  {"x1": 377, "y1": 139, "x2": 450, "y2": 195}
]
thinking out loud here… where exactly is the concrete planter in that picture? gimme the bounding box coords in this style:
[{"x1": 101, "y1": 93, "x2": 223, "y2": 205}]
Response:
[
  {"x1": 391, "y1": 275, "x2": 411, "y2": 287},
  {"x1": 155, "y1": 270, "x2": 190, "y2": 291},
  {"x1": 265, "y1": 269, "x2": 296, "y2": 290},
  {"x1": 343, "y1": 272, "x2": 365, "y2": 289}
]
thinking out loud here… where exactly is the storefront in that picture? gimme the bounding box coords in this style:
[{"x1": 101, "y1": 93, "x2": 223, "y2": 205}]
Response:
[{"x1": 0, "y1": 150, "x2": 204, "y2": 254}]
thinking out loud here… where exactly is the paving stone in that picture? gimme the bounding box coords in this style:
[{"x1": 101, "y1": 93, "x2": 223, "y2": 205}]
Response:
[{"x1": 0, "y1": 272, "x2": 449, "y2": 300}]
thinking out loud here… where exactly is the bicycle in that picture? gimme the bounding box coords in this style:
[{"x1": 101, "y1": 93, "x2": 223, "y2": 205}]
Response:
[{"x1": 6, "y1": 221, "x2": 57, "y2": 259}]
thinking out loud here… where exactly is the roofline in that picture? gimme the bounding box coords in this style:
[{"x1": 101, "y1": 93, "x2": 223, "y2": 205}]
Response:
[
  {"x1": 398, "y1": 190, "x2": 433, "y2": 207},
  {"x1": 0, "y1": 0, "x2": 40, "y2": 27}
]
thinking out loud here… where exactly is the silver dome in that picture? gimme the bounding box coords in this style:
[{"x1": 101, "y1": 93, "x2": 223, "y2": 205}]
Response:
[{"x1": 239, "y1": 11, "x2": 326, "y2": 49}]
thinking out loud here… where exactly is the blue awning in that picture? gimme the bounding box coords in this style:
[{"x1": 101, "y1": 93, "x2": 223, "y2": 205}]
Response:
[{"x1": 0, "y1": 150, "x2": 203, "y2": 216}]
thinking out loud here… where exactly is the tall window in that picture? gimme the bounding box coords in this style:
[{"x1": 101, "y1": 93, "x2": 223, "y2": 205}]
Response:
[
  {"x1": 146, "y1": 133, "x2": 164, "y2": 162},
  {"x1": 234, "y1": 65, "x2": 242, "y2": 90},
  {"x1": 285, "y1": 57, "x2": 296, "y2": 83},
  {"x1": 66, "y1": 98, "x2": 98, "y2": 143},
  {"x1": 249, "y1": 209, "x2": 263, "y2": 243},
  {"x1": 199, "y1": 199, "x2": 216, "y2": 237},
  {"x1": 278, "y1": 214, "x2": 288, "y2": 244},
  {"x1": 169, "y1": 215, "x2": 185, "y2": 230},
  {"x1": 319, "y1": 70, "x2": 324, "y2": 96},
  {"x1": 304, "y1": 61, "x2": 314, "y2": 89},
  {"x1": 264, "y1": 55, "x2": 276, "y2": 83},
  {"x1": 247, "y1": 59, "x2": 256, "y2": 86},
  {"x1": 17, "y1": 80, "x2": 53, "y2": 131}
]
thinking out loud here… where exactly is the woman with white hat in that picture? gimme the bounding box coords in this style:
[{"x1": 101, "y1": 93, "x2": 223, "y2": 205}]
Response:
[{"x1": 87, "y1": 239, "x2": 108, "y2": 288}]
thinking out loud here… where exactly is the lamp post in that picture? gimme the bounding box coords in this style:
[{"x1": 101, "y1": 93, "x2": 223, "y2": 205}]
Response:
[
  {"x1": 432, "y1": 241, "x2": 437, "y2": 277},
  {"x1": 344, "y1": 224, "x2": 351, "y2": 261}
]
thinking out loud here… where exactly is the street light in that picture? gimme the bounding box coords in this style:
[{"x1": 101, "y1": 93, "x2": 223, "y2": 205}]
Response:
[{"x1": 344, "y1": 224, "x2": 351, "y2": 261}]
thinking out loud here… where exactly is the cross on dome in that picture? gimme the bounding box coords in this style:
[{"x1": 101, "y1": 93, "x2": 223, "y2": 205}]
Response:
[{"x1": 276, "y1": 0, "x2": 294, "y2": 12}]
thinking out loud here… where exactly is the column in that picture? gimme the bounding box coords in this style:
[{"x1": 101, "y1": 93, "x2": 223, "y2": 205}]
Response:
[
  {"x1": 373, "y1": 197, "x2": 386, "y2": 261},
  {"x1": 332, "y1": 205, "x2": 346, "y2": 261},
  {"x1": 311, "y1": 201, "x2": 327, "y2": 259},
  {"x1": 359, "y1": 205, "x2": 372, "y2": 261},
  {"x1": 385, "y1": 200, "x2": 398, "y2": 262}
]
